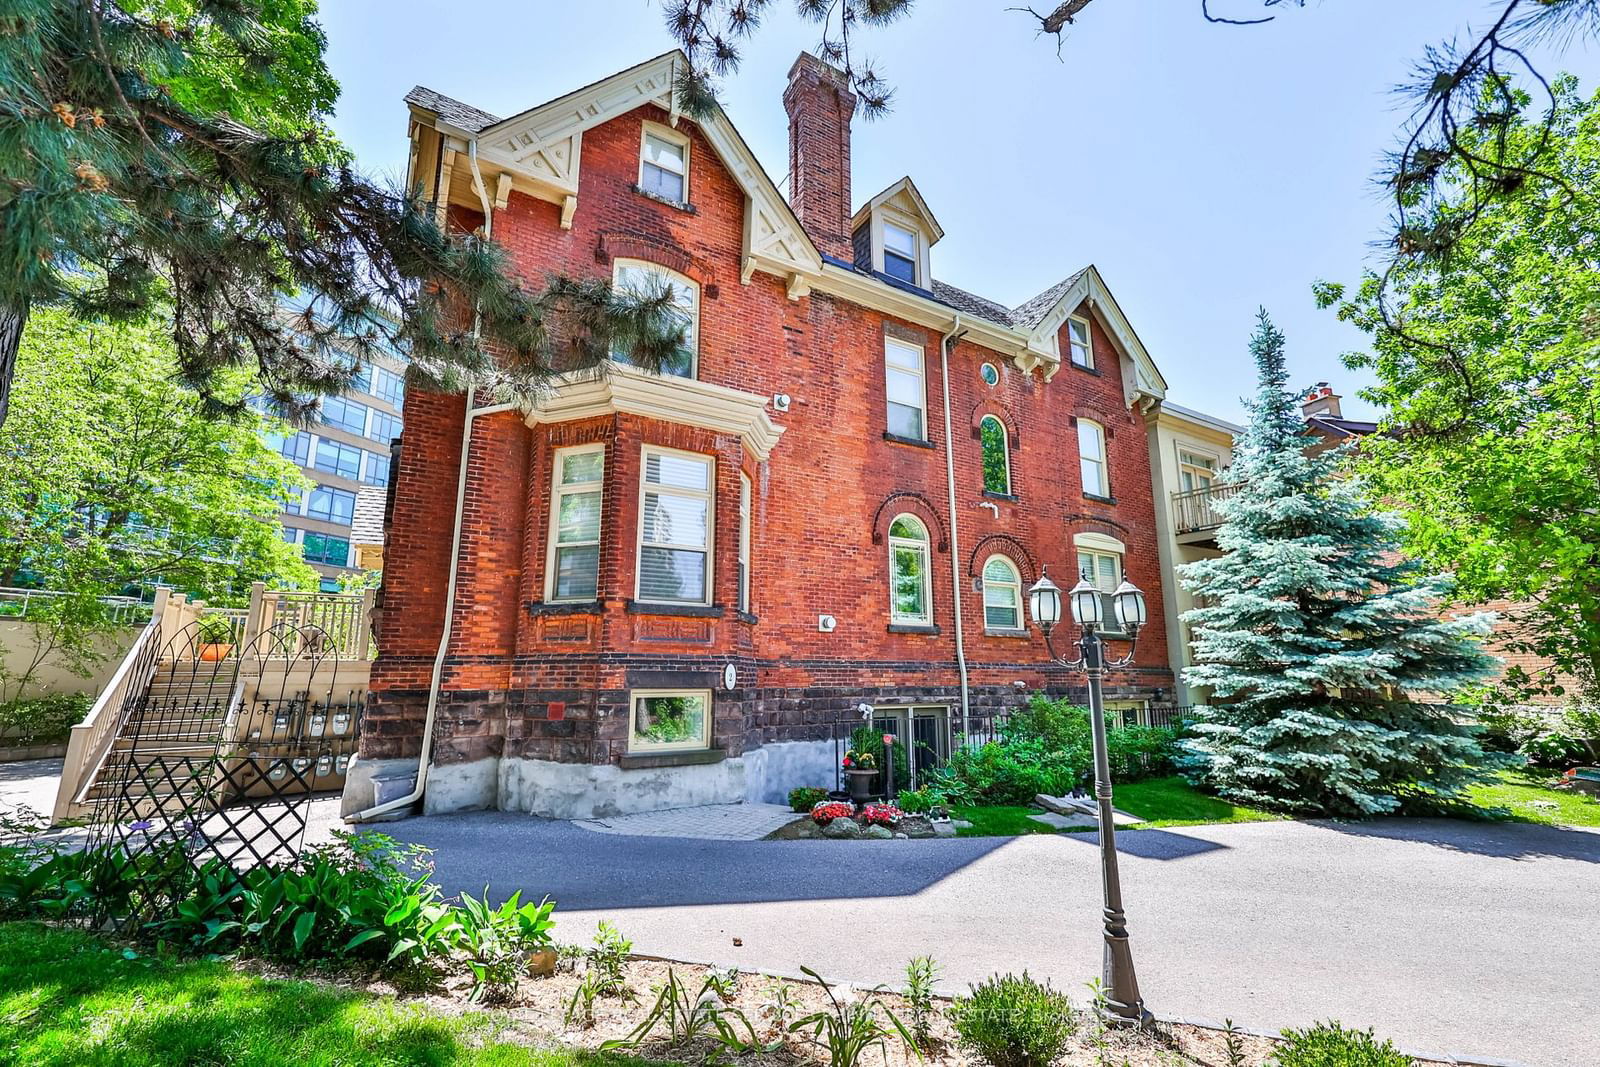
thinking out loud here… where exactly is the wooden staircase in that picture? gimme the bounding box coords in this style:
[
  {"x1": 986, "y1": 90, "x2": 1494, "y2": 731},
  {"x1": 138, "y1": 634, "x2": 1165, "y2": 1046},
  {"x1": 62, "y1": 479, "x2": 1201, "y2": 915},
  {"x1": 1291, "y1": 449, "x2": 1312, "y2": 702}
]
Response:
[{"x1": 77, "y1": 664, "x2": 237, "y2": 816}]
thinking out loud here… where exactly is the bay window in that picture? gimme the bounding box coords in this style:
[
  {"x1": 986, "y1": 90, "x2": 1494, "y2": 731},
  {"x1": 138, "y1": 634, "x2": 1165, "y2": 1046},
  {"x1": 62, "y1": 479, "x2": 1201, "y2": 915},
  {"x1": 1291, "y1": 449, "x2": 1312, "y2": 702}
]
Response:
[{"x1": 637, "y1": 447, "x2": 713, "y2": 605}]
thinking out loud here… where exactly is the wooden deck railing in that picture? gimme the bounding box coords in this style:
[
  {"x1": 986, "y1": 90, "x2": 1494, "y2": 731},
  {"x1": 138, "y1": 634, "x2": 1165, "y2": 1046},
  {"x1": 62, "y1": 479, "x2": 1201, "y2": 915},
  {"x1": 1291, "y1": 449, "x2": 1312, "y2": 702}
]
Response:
[
  {"x1": 1171, "y1": 481, "x2": 1243, "y2": 534},
  {"x1": 52, "y1": 589, "x2": 170, "y2": 821}
]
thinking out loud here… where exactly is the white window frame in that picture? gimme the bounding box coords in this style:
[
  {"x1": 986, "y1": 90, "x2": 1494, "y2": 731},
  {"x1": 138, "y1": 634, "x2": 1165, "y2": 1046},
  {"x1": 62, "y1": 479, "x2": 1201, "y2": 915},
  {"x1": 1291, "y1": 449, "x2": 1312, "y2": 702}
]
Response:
[
  {"x1": 628, "y1": 688, "x2": 713, "y2": 753},
  {"x1": 545, "y1": 444, "x2": 606, "y2": 603},
  {"x1": 884, "y1": 336, "x2": 928, "y2": 441},
  {"x1": 1078, "y1": 417, "x2": 1109, "y2": 499},
  {"x1": 979, "y1": 414, "x2": 1011, "y2": 496},
  {"x1": 887, "y1": 513, "x2": 933, "y2": 626},
  {"x1": 1067, "y1": 314, "x2": 1094, "y2": 369},
  {"x1": 738, "y1": 471, "x2": 751, "y2": 613},
  {"x1": 881, "y1": 219, "x2": 919, "y2": 284},
  {"x1": 635, "y1": 445, "x2": 715, "y2": 606},
  {"x1": 612, "y1": 258, "x2": 699, "y2": 378},
  {"x1": 638, "y1": 121, "x2": 690, "y2": 204},
  {"x1": 1076, "y1": 547, "x2": 1125, "y2": 636},
  {"x1": 981, "y1": 555, "x2": 1024, "y2": 633},
  {"x1": 1178, "y1": 447, "x2": 1218, "y2": 492}
]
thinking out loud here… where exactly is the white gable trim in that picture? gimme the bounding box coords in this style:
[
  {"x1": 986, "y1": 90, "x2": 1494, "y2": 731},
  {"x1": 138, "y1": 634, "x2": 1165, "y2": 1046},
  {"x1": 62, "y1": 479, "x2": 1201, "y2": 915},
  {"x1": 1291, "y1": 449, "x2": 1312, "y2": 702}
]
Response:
[
  {"x1": 436, "y1": 52, "x2": 820, "y2": 289},
  {"x1": 1024, "y1": 266, "x2": 1166, "y2": 407}
]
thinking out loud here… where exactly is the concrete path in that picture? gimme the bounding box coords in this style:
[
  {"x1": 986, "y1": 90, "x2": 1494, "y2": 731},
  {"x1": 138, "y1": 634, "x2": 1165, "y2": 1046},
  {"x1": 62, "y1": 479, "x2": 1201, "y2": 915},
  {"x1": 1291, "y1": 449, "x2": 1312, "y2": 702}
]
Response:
[
  {"x1": 0, "y1": 758, "x2": 65, "y2": 820},
  {"x1": 383, "y1": 812, "x2": 1600, "y2": 1067},
  {"x1": 574, "y1": 802, "x2": 798, "y2": 840}
]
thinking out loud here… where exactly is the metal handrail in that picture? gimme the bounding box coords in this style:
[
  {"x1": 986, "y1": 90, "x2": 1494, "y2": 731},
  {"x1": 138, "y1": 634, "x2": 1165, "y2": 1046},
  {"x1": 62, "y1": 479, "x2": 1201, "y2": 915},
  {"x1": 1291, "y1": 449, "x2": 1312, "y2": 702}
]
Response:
[
  {"x1": 1171, "y1": 481, "x2": 1243, "y2": 534},
  {"x1": 0, "y1": 586, "x2": 153, "y2": 626}
]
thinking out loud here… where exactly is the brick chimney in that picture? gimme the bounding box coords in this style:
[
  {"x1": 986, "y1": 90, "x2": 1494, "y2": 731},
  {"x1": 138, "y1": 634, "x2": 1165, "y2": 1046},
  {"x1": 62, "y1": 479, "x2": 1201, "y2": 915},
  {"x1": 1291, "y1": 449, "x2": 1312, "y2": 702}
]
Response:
[
  {"x1": 1300, "y1": 382, "x2": 1343, "y2": 420},
  {"x1": 784, "y1": 53, "x2": 855, "y2": 260}
]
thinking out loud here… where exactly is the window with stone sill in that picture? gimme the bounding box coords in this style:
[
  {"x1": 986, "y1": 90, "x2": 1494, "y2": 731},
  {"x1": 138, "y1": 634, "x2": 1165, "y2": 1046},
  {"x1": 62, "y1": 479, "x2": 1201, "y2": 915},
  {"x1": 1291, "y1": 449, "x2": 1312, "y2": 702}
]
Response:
[
  {"x1": 547, "y1": 445, "x2": 605, "y2": 602},
  {"x1": 884, "y1": 336, "x2": 927, "y2": 441},
  {"x1": 979, "y1": 415, "x2": 1010, "y2": 496},
  {"x1": 637, "y1": 446, "x2": 713, "y2": 606},
  {"x1": 1067, "y1": 315, "x2": 1093, "y2": 369},
  {"x1": 981, "y1": 555, "x2": 1023, "y2": 631},
  {"x1": 1078, "y1": 418, "x2": 1109, "y2": 498},
  {"x1": 888, "y1": 514, "x2": 932, "y2": 626},
  {"x1": 639, "y1": 124, "x2": 689, "y2": 204},
  {"x1": 629, "y1": 689, "x2": 711, "y2": 753}
]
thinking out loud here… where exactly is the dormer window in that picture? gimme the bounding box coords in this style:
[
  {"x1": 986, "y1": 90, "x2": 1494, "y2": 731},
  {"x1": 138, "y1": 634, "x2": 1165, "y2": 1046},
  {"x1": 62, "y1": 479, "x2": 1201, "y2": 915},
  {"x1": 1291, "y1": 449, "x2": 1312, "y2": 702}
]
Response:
[
  {"x1": 851, "y1": 177, "x2": 943, "y2": 291},
  {"x1": 639, "y1": 123, "x2": 689, "y2": 203},
  {"x1": 882, "y1": 221, "x2": 918, "y2": 284}
]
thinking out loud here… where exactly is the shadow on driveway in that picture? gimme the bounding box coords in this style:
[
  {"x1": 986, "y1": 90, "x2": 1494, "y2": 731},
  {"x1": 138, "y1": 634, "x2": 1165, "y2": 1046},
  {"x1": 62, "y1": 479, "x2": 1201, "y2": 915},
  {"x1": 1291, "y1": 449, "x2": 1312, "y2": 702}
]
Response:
[
  {"x1": 1308, "y1": 815, "x2": 1600, "y2": 862},
  {"x1": 381, "y1": 811, "x2": 1237, "y2": 910},
  {"x1": 386, "y1": 811, "x2": 1019, "y2": 909}
]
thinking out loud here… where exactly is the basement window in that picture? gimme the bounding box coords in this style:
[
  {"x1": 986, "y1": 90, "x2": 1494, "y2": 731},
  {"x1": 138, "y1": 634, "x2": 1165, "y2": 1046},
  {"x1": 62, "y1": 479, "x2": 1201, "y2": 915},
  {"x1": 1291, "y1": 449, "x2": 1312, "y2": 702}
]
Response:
[{"x1": 629, "y1": 689, "x2": 711, "y2": 752}]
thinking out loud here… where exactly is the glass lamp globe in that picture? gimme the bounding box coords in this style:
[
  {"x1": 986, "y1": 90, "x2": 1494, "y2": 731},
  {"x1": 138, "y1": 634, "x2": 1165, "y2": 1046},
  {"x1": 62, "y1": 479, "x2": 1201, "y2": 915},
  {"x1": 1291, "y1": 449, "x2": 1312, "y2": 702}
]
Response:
[
  {"x1": 1112, "y1": 580, "x2": 1147, "y2": 632},
  {"x1": 1027, "y1": 570, "x2": 1062, "y2": 631},
  {"x1": 1068, "y1": 576, "x2": 1103, "y2": 628}
]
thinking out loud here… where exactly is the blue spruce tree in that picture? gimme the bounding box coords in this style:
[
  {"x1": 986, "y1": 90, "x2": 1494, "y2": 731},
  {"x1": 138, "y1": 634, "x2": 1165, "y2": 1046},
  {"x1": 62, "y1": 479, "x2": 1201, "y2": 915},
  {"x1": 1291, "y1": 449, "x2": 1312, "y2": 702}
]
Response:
[{"x1": 1179, "y1": 310, "x2": 1505, "y2": 816}]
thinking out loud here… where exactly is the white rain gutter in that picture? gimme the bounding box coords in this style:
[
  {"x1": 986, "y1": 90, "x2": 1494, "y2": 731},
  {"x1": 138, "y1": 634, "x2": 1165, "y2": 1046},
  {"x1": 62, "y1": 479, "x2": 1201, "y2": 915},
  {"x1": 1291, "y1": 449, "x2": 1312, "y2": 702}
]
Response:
[
  {"x1": 350, "y1": 138, "x2": 512, "y2": 821},
  {"x1": 940, "y1": 315, "x2": 972, "y2": 742}
]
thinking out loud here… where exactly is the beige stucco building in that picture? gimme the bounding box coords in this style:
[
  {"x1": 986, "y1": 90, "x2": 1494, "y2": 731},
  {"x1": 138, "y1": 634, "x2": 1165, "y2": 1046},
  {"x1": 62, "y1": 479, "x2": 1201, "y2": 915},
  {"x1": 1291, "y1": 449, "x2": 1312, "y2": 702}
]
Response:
[{"x1": 1146, "y1": 401, "x2": 1243, "y2": 705}]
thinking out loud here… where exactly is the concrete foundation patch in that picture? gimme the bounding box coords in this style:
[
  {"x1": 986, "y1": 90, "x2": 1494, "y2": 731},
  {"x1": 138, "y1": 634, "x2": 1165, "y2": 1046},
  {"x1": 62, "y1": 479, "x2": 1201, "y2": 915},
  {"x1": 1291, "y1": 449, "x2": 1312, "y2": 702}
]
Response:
[
  {"x1": 425, "y1": 758, "x2": 499, "y2": 814},
  {"x1": 501, "y1": 755, "x2": 749, "y2": 820}
]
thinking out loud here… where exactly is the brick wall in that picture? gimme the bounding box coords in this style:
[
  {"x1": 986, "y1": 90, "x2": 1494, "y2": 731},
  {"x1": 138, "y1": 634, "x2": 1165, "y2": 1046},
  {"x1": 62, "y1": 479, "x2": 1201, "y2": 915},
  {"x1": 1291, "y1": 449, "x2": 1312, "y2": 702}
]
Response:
[{"x1": 367, "y1": 99, "x2": 1174, "y2": 770}]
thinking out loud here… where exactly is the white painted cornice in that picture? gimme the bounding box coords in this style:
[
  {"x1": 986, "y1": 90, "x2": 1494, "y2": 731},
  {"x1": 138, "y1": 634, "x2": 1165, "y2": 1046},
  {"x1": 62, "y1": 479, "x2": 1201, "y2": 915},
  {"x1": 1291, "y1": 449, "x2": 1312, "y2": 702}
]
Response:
[{"x1": 524, "y1": 364, "x2": 786, "y2": 461}]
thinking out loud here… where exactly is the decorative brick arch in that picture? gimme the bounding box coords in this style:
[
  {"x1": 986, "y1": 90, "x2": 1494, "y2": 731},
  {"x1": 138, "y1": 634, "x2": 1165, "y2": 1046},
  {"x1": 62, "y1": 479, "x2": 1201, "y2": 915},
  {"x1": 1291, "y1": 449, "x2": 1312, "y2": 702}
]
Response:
[
  {"x1": 967, "y1": 534, "x2": 1036, "y2": 585},
  {"x1": 1062, "y1": 514, "x2": 1131, "y2": 543},
  {"x1": 1069, "y1": 403, "x2": 1130, "y2": 438},
  {"x1": 595, "y1": 231, "x2": 697, "y2": 278},
  {"x1": 871, "y1": 491, "x2": 949, "y2": 552},
  {"x1": 967, "y1": 401, "x2": 1020, "y2": 450}
]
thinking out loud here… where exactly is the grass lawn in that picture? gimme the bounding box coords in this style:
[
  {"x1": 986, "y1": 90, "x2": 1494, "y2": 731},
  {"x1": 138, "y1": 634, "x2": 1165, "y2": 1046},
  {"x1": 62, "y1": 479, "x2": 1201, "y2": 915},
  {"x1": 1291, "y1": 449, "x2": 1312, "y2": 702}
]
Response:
[
  {"x1": 1464, "y1": 769, "x2": 1600, "y2": 829},
  {"x1": 0, "y1": 922, "x2": 669, "y2": 1067},
  {"x1": 954, "y1": 776, "x2": 1280, "y2": 836}
]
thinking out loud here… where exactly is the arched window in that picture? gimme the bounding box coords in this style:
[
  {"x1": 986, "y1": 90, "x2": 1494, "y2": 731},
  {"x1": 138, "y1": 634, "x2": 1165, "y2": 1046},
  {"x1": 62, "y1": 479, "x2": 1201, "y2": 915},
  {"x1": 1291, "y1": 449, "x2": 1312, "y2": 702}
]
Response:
[
  {"x1": 982, "y1": 555, "x2": 1023, "y2": 631},
  {"x1": 888, "y1": 515, "x2": 932, "y2": 625},
  {"x1": 612, "y1": 259, "x2": 699, "y2": 378},
  {"x1": 979, "y1": 415, "x2": 1010, "y2": 496}
]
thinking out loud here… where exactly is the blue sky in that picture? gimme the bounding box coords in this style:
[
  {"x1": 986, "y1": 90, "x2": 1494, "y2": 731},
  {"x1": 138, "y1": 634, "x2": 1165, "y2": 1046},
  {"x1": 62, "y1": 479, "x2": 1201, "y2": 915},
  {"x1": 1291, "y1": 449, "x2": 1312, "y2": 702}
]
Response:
[{"x1": 318, "y1": 1, "x2": 1597, "y2": 423}]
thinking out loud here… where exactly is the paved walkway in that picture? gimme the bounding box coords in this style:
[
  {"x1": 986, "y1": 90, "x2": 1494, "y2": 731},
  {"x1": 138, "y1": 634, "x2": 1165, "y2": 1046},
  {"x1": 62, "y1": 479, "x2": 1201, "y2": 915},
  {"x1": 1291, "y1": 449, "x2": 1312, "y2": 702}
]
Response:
[
  {"x1": 0, "y1": 758, "x2": 64, "y2": 820},
  {"x1": 574, "y1": 802, "x2": 798, "y2": 840},
  {"x1": 383, "y1": 811, "x2": 1600, "y2": 1067}
]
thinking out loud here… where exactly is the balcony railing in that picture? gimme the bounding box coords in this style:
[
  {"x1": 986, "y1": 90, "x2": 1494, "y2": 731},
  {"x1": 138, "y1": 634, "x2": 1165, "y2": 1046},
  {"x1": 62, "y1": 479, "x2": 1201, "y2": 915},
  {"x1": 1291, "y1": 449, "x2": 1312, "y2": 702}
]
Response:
[{"x1": 1171, "y1": 481, "x2": 1243, "y2": 535}]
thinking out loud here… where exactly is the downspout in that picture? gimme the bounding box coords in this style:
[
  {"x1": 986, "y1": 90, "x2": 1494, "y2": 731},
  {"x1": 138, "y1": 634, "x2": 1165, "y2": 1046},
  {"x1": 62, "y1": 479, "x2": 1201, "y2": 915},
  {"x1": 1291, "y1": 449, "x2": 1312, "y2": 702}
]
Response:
[
  {"x1": 940, "y1": 316, "x2": 971, "y2": 744},
  {"x1": 350, "y1": 137, "x2": 511, "y2": 821}
]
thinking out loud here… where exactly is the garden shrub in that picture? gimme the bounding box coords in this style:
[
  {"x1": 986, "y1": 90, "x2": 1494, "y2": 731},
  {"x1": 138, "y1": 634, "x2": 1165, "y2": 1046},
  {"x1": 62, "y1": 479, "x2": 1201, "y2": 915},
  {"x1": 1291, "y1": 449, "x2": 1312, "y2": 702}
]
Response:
[
  {"x1": 1273, "y1": 1021, "x2": 1414, "y2": 1066},
  {"x1": 849, "y1": 725, "x2": 910, "y2": 790},
  {"x1": 789, "y1": 786, "x2": 829, "y2": 812},
  {"x1": 895, "y1": 786, "x2": 938, "y2": 813},
  {"x1": 938, "y1": 696, "x2": 1179, "y2": 806},
  {"x1": 1473, "y1": 706, "x2": 1549, "y2": 753},
  {"x1": 950, "y1": 972, "x2": 1077, "y2": 1067},
  {"x1": 0, "y1": 693, "x2": 91, "y2": 746},
  {"x1": 1522, "y1": 731, "x2": 1588, "y2": 768}
]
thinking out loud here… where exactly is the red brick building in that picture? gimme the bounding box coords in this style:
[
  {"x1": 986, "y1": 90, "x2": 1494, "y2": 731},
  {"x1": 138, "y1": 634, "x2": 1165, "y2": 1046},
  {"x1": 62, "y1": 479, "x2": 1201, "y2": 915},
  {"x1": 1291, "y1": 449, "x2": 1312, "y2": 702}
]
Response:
[{"x1": 345, "y1": 53, "x2": 1174, "y2": 819}]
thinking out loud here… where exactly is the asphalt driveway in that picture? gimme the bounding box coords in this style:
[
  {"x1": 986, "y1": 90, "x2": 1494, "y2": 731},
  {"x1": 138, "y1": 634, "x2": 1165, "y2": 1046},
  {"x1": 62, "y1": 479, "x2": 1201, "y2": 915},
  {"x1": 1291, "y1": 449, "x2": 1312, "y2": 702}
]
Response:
[{"x1": 386, "y1": 813, "x2": 1600, "y2": 1067}]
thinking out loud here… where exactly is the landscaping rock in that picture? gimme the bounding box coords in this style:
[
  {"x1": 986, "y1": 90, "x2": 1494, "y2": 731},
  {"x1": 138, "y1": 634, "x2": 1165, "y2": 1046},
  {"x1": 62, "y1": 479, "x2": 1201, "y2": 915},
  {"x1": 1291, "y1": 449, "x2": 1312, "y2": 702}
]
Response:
[
  {"x1": 893, "y1": 832, "x2": 908, "y2": 839},
  {"x1": 791, "y1": 819, "x2": 824, "y2": 839},
  {"x1": 821, "y1": 817, "x2": 862, "y2": 839},
  {"x1": 898, "y1": 815, "x2": 937, "y2": 838},
  {"x1": 863, "y1": 825, "x2": 894, "y2": 840},
  {"x1": 932, "y1": 820, "x2": 957, "y2": 838}
]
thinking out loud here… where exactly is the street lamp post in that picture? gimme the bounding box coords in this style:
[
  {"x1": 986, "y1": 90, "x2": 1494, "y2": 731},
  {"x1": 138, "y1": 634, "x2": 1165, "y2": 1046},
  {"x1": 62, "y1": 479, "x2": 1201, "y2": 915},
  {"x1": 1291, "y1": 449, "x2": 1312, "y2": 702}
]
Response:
[{"x1": 1027, "y1": 566, "x2": 1153, "y2": 1028}]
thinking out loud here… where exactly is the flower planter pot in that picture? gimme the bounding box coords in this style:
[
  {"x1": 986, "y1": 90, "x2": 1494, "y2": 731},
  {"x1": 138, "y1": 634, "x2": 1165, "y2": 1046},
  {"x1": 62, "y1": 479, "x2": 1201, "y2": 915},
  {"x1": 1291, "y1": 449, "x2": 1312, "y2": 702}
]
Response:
[
  {"x1": 525, "y1": 947, "x2": 558, "y2": 977},
  {"x1": 198, "y1": 642, "x2": 234, "y2": 662},
  {"x1": 845, "y1": 767, "x2": 878, "y2": 803}
]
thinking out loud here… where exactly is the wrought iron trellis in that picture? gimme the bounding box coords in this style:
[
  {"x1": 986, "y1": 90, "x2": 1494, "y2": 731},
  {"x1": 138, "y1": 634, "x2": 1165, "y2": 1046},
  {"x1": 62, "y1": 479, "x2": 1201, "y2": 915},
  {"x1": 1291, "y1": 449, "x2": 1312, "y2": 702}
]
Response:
[{"x1": 84, "y1": 617, "x2": 362, "y2": 929}]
